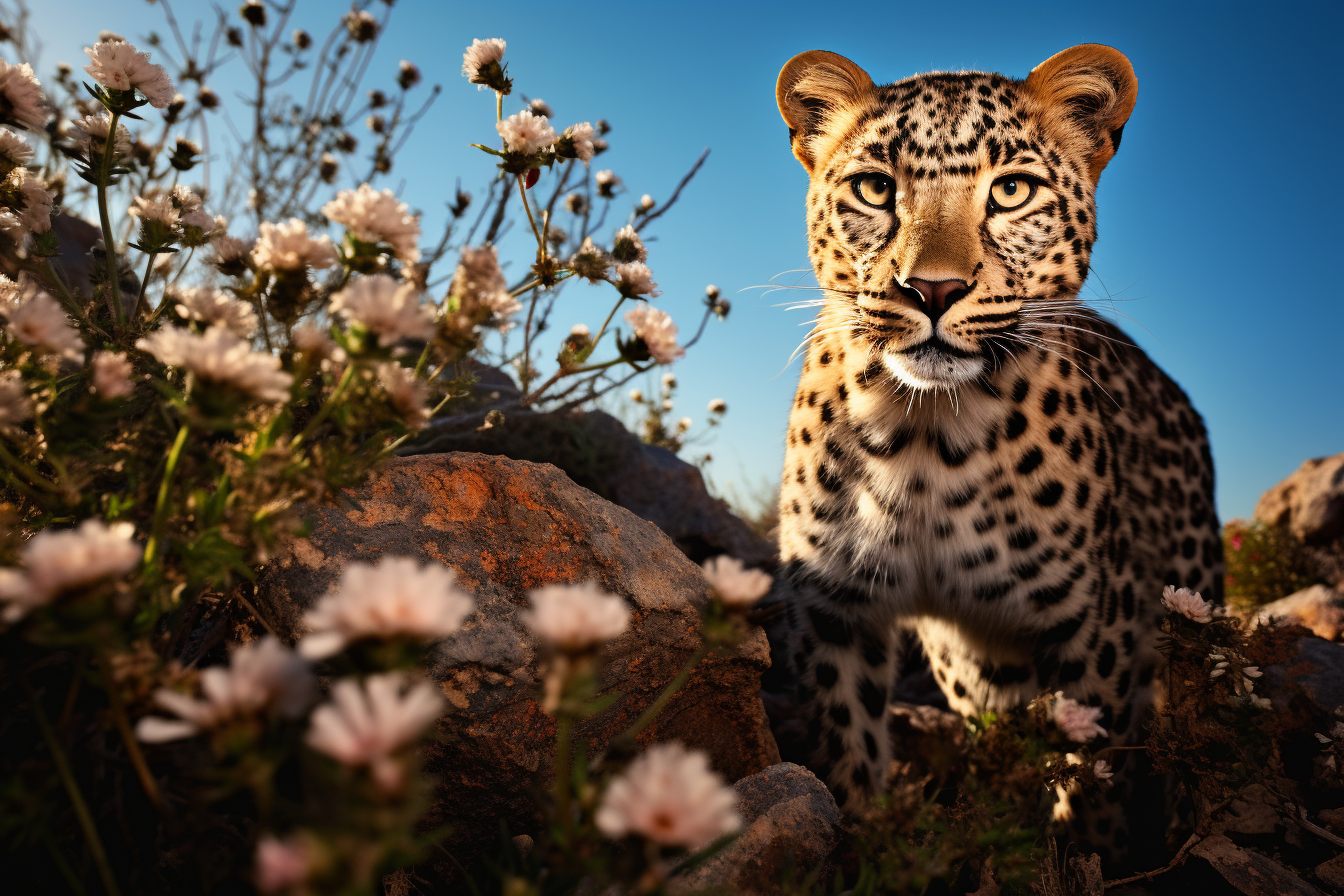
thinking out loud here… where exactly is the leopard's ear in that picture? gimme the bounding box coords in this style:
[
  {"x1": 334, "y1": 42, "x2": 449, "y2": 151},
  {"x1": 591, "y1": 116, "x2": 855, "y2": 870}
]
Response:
[
  {"x1": 1026, "y1": 44, "x2": 1137, "y2": 182},
  {"x1": 777, "y1": 50, "x2": 874, "y2": 173}
]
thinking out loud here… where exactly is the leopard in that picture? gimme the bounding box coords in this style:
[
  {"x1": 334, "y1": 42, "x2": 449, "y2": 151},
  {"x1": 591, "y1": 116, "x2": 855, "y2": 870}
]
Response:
[{"x1": 763, "y1": 44, "x2": 1222, "y2": 864}]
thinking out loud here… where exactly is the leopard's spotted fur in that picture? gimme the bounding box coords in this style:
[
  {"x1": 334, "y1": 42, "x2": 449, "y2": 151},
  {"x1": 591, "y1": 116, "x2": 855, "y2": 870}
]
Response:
[{"x1": 765, "y1": 46, "x2": 1222, "y2": 861}]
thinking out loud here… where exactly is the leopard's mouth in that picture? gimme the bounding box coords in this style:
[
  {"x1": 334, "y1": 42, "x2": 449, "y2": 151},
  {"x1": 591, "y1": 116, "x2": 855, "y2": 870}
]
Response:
[{"x1": 883, "y1": 338, "x2": 986, "y2": 390}]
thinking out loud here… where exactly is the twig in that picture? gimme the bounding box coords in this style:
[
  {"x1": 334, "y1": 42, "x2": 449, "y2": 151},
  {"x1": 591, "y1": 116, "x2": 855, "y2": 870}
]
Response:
[
  {"x1": 631, "y1": 148, "x2": 709, "y2": 229},
  {"x1": 95, "y1": 651, "x2": 165, "y2": 814},
  {"x1": 1102, "y1": 832, "x2": 1199, "y2": 889}
]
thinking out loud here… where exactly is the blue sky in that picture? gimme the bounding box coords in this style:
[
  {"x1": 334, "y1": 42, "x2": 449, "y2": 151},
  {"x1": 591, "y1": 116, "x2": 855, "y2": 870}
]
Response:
[{"x1": 26, "y1": 0, "x2": 1344, "y2": 520}]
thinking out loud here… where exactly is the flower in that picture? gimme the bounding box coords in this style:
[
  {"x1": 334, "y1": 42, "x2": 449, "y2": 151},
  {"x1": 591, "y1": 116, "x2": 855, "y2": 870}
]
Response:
[
  {"x1": 397, "y1": 60, "x2": 421, "y2": 90},
  {"x1": 0, "y1": 128, "x2": 32, "y2": 172},
  {"x1": 255, "y1": 835, "x2": 312, "y2": 894},
  {"x1": 1161, "y1": 585, "x2": 1214, "y2": 624},
  {"x1": 137, "y1": 325, "x2": 294, "y2": 403},
  {"x1": 596, "y1": 742, "x2": 741, "y2": 849},
  {"x1": 677, "y1": 417, "x2": 692, "y2": 432},
  {"x1": 174, "y1": 286, "x2": 258, "y2": 337},
  {"x1": 702, "y1": 556, "x2": 773, "y2": 606},
  {"x1": 1052, "y1": 692, "x2": 1107, "y2": 743},
  {"x1": 70, "y1": 113, "x2": 129, "y2": 160},
  {"x1": 450, "y1": 244, "x2": 518, "y2": 325},
  {"x1": 624, "y1": 302, "x2": 683, "y2": 365},
  {"x1": 91, "y1": 351, "x2": 134, "y2": 399},
  {"x1": 208, "y1": 234, "x2": 254, "y2": 276},
  {"x1": 293, "y1": 322, "x2": 345, "y2": 366},
  {"x1": 662, "y1": 372, "x2": 676, "y2": 387},
  {"x1": 496, "y1": 109, "x2": 555, "y2": 156},
  {"x1": 529, "y1": 98, "x2": 554, "y2": 117},
  {"x1": 568, "y1": 236, "x2": 609, "y2": 283},
  {"x1": 708, "y1": 398, "x2": 727, "y2": 414},
  {"x1": 1247, "y1": 694, "x2": 1273, "y2": 711},
  {"x1": 83, "y1": 40, "x2": 176, "y2": 107},
  {"x1": 298, "y1": 558, "x2": 475, "y2": 660},
  {"x1": 8, "y1": 290, "x2": 82, "y2": 360},
  {"x1": 1093, "y1": 759, "x2": 1113, "y2": 780},
  {"x1": 330, "y1": 275, "x2": 437, "y2": 346},
  {"x1": 0, "y1": 167, "x2": 52, "y2": 240},
  {"x1": 615, "y1": 262, "x2": 661, "y2": 298},
  {"x1": 305, "y1": 673, "x2": 445, "y2": 792},
  {"x1": 640, "y1": 194, "x2": 655, "y2": 211},
  {"x1": 524, "y1": 582, "x2": 630, "y2": 651},
  {"x1": 129, "y1": 192, "x2": 178, "y2": 226},
  {"x1": 252, "y1": 218, "x2": 338, "y2": 272},
  {"x1": 0, "y1": 272, "x2": 17, "y2": 315},
  {"x1": 629, "y1": 389, "x2": 643, "y2": 402},
  {"x1": 0, "y1": 61, "x2": 47, "y2": 131},
  {"x1": 136, "y1": 637, "x2": 315, "y2": 742},
  {"x1": 611, "y1": 225, "x2": 646, "y2": 263},
  {"x1": 343, "y1": 10, "x2": 378, "y2": 42},
  {"x1": 461, "y1": 38, "x2": 507, "y2": 88},
  {"x1": 557, "y1": 122, "x2": 595, "y2": 162},
  {"x1": 0, "y1": 369, "x2": 31, "y2": 427},
  {"x1": 0, "y1": 520, "x2": 139, "y2": 623},
  {"x1": 595, "y1": 169, "x2": 620, "y2": 198},
  {"x1": 321, "y1": 183, "x2": 421, "y2": 263},
  {"x1": 378, "y1": 362, "x2": 430, "y2": 429}
]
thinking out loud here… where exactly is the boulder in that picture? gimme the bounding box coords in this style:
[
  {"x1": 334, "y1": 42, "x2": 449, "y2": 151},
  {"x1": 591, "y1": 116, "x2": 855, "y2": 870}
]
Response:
[
  {"x1": 1260, "y1": 635, "x2": 1344, "y2": 719},
  {"x1": 1256, "y1": 453, "x2": 1344, "y2": 546},
  {"x1": 253, "y1": 453, "x2": 779, "y2": 875},
  {"x1": 671, "y1": 762, "x2": 841, "y2": 895},
  {"x1": 1188, "y1": 834, "x2": 1325, "y2": 896},
  {"x1": 1255, "y1": 585, "x2": 1344, "y2": 642},
  {"x1": 404, "y1": 406, "x2": 775, "y2": 571}
]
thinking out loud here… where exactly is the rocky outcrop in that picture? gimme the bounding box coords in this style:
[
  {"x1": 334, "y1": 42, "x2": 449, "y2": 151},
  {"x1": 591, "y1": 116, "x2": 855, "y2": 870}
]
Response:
[
  {"x1": 404, "y1": 406, "x2": 775, "y2": 571},
  {"x1": 1254, "y1": 585, "x2": 1344, "y2": 642},
  {"x1": 253, "y1": 453, "x2": 779, "y2": 875},
  {"x1": 1256, "y1": 452, "x2": 1344, "y2": 546}
]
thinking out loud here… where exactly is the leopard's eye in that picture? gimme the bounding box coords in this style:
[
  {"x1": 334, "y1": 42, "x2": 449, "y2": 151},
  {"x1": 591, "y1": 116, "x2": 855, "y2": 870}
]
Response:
[
  {"x1": 989, "y1": 176, "x2": 1036, "y2": 212},
  {"x1": 852, "y1": 174, "x2": 896, "y2": 209}
]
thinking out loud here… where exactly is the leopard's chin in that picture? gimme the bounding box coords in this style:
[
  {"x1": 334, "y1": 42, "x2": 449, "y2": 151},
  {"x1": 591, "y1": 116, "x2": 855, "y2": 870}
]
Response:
[{"x1": 883, "y1": 341, "x2": 985, "y2": 390}]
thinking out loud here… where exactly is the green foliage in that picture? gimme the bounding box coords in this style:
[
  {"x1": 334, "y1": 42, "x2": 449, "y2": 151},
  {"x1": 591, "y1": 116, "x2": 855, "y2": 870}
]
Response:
[{"x1": 1223, "y1": 519, "x2": 1315, "y2": 613}]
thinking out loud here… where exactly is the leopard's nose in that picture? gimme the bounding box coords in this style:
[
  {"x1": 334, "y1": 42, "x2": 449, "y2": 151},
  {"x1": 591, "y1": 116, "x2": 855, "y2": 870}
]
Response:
[{"x1": 900, "y1": 277, "x2": 970, "y2": 320}]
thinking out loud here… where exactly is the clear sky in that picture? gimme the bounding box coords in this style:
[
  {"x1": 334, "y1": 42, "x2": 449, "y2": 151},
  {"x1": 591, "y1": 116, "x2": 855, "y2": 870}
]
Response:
[{"x1": 23, "y1": 0, "x2": 1344, "y2": 521}]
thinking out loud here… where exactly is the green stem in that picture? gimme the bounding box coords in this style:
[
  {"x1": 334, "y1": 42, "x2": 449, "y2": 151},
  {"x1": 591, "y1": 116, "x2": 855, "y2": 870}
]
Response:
[
  {"x1": 143, "y1": 422, "x2": 190, "y2": 570},
  {"x1": 615, "y1": 643, "x2": 712, "y2": 748},
  {"x1": 95, "y1": 113, "x2": 125, "y2": 329},
  {"x1": 24, "y1": 676, "x2": 122, "y2": 896},
  {"x1": 495, "y1": 90, "x2": 503, "y2": 122},
  {"x1": 590, "y1": 294, "x2": 629, "y2": 353},
  {"x1": 291, "y1": 363, "x2": 356, "y2": 450},
  {"x1": 0, "y1": 440, "x2": 61, "y2": 495},
  {"x1": 136, "y1": 250, "x2": 157, "y2": 320},
  {"x1": 516, "y1": 173, "x2": 544, "y2": 250},
  {"x1": 95, "y1": 652, "x2": 164, "y2": 814},
  {"x1": 553, "y1": 712, "x2": 573, "y2": 843}
]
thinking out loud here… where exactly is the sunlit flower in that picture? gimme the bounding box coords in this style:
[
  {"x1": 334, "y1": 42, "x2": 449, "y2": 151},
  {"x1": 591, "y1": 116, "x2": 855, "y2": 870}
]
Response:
[
  {"x1": 529, "y1": 98, "x2": 553, "y2": 117},
  {"x1": 330, "y1": 274, "x2": 437, "y2": 346},
  {"x1": 524, "y1": 581, "x2": 629, "y2": 651},
  {"x1": 0, "y1": 369, "x2": 31, "y2": 427},
  {"x1": 7, "y1": 290, "x2": 82, "y2": 360},
  {"x1": 496, "y1": 109, "x2": 555, "y2": 156},
  {"x1": 611, "y1": 225, "x2": 646, "y2": 263},
  {"x1": 255, "y1": 835, "x2": 313, "y2": 894},
  {"x1": 298, "y1": 558, "x2": 475, "y2": 660},
  {"x1": 174, "y1": 286, "x2": 258, "y2": 337},
  {"x1": 701, "y1": 556, "x2": 772, "y2": 606},
  {"x1": 624, "y1": 302, "x2": 683, "y2": 365},
  {"x1": 378, "y1": 362, "x2": 430, "y2": 429},
  {"x1": 0, "y1": 167, "x2": 53, "y2": 240},
  {"x1": 70, "y1": 112, "x2": 130, "y2": 160},
  {"x1": 1093, "y1": 759, "x2": 1113, "y2": 780},
  {"x1": 0, "y1": 128, "x2": 32, "y2": 172},
  {"x1": 461, "y1": 38, "x2": 507, "y2": 89},
  {"x1": 557, "y1": 121, "x2": 595, "y2": 162},
  {"x1": 91, "y1": 351, "x2": 134, "y2": 399},
  {"x1": 305, "y1": 672, "x2": 445, "y2": 792},
  {"x1": 1052, "y1": 692, "x2": 1106, "y2": 743},
  {"x1": 1161, "y1": 585, "x2": 1214, "y2": 624},
  {"x1": 137, "y1": 325, "x2": 294, "y2": 403},
  {"x1": 0, "y1": 519, "x2": 139, "y2": 623},
  {"x1": 677, "y1": 417, "x2": 692, "y2": 432},
  {"x1": 321, "y1": 183, "x2": 421, "y2": 263},
  {"x1": 596, "y1": 742, "x2": 741, "y2": 849},
  {"x1": 450, "y1": 244, "x2": 518, "y2": 326},
  {"x1": 614, "y1": 261, "x2": 660, "y2": 298},
  {"x1": 0, "y1": 272, "x2": 17, "y2": 316},
  {"x1": 0, "y1": 60, "x2": 47, "y2": 131},
  {"x1": 708, "y1": 398, "x2": 727, "y2": 414},
  {"x1": 640, "y1": 194, "x2": 655, "y2": 211},
  {"x1": 595, "y1": 169, "x2": 620, "y2": 198},
  {"x1": 252, "y1": 218, "x2": 338, "y2": 272},
  {"x1": 135, "y1": 637, "x2": 315, "y2": 742},
  {"x1": 83, "y1": 39, "x2": 176, "y2": 107},
  {"x1": 129, "y1": 192, "x2": 179, "y2": 226},
  {"x1": 629, "y1": 388, "x2": 643, "y2": 402},
  {"x1": 568, "y1": 236, "x2": 609, "y2": 283}
]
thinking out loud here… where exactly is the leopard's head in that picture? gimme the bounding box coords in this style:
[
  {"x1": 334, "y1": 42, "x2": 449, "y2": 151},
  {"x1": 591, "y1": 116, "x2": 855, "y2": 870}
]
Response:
[{"x1": 777, "y1": 45, "x2": 1136, "y2": 390}]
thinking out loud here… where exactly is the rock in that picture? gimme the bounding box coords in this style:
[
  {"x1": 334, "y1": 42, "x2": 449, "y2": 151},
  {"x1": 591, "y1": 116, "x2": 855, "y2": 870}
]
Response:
[
  {"x1": 1315, "y1": 853, "x2": 1344, "y2": 892},
  {"x1": 254, "y1": 453, "x2": 779, "y2": 876},
  {"x1": 1256, "y1": 585, "x2": 1344, "y2": 642},
  {"x1": 1189, "y1": 833, "x2": 1325, "y2": 896},
  {"x1": 1256, "y1": 453, "x2": 1344, "y2": 546},
  {"x1": 1261, "y1": 635, "x2": 1344, "y2": 719},
  {"x1": 404, "y1": 407, "x2": 775, "y2": 570},
  {"x1": 671, "y1": 762, "x2": 840, "y2": 895}
]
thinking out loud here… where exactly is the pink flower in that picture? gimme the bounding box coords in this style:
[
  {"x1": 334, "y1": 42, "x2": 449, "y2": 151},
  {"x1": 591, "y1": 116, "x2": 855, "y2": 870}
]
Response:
[
  {"x1": 255, "y1": 835, "x2": 312, "y2": 893},
  {"x1": 1161, "y1": 585, "x2": 1214, "y2": 624},
  {"x1": 596, "y1": 742, "x2": 741, "y2": 849},
  {"x1": 1052, "y1": 692, "x2": 1106, "y2": 743}
]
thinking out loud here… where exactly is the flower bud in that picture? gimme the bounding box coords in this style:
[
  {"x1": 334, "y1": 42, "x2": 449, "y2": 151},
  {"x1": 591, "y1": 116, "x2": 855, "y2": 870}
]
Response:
[
  {"x1": 293, "y1": 29, "x2": 312, "y2": 50},
  {"x1": 449, "y1": 188, "x2": 471, "y2": 217},
  {"x1": 368, "y1": 89, "x2": 387, "y2": 109},
  {"x1": 595, "y1": 169, "x2": 620, "y2": 199},
  {"x1": 705, "y1": 284, "x2": 720, "y2": 301},
  {"x1": 226, "y1": 27, "x2": 244, "y2": 47},
  {"x1": 169, "y1": 137, "x2": 201, "y2": 171},
  {"x1": 319, "y1": 153, "x2": 339, "y2": 183},
  {"x1": 366, "y1": 114, "x2": 386, "y2": 134},
  {"x1": 591, "y1": 137, "x2": 609, "y2": 156},
  {"x1": 564, "y1": 192, "x2": 587, "y2": 216},
  {"x1": 528, "y1": 98, "x2": 553, "y2": 118},
  {"x1": 164, "y1": 93, "x2": 186, "y2": 123},
  {"x1": 197, "y1": 86, "x2": 220, "y2": 109},
  {"x1": 712, "y1": 298, "x2": 731, "y2": 320},
  {"x1": 335, "y1": 132, "x2": 357, "y2": 153},
  {"x1": 597, "y1": 119, "x2": 611, "y2": 135},
  {"x1": 397, "y1": 60, "x2": 421, "y2": 90},
  {"x1": 640, "y1": 194, "x2": 655, "y2": 211},
  {"x1": 344, "y1": 10, "x2": 378, "y2": 42},
  {"x1": 240, "y1": 1, "x2": 266, "y2": 27}
]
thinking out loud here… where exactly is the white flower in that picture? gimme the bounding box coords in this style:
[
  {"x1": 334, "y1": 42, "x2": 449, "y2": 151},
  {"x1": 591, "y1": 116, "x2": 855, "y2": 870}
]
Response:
[
  {"x1": 1247, "y1": 694, "x2": 1273, "y2": 711},
  {"x1": 209, "y1": 234, "x2": 254, "y2": 271},
  {"x1": 524, "y1": 582, "x2": 630, "y2": 651},
  {"x1": 568, "y1": 236, "x2": 610, "y2": 282},
  {"x1": 378, "y1": 362, "x2": 430, "y2": 429},
  {"x1": 451, "y1": 244, "x2": 518, "y2": 326},
  {"x1": 137, "y1": 325, "x2": 293, "y2": 403},
  {"x1": 0, "y1": 128, "x2": 32, "y2": 170},
  {"x1": 624, "y1": 302, "x2": 683, "y2": 365},
  {"x1": 83, "y1": 39, "x2": 176, "y2": 107},
  {"x1": 1161, "y1": 585, "x2": 1213, "y2": 624},
  {"x1": 496, "y1": 109, "x2": 555, "y2": 156},
  {"x1": 662, "y1": 399, "x2": 674, "y2": 411},
  {"x1": 596, "y1": 742, "x2": 741, "y2": 849},
  {"x1": 91, "y1": 351, "x2": 134, "y2": 399},
  {"x1": 562, "y1": 121, "x2": 595, "y2": 162},
  {"x1": 1093, "y1": 759, "x2": 1113, "y2": 780},
  {"x1": 611, "y1": 225, "x2": 647, "y2": 263},
  {"x1": 629, "y1": 388, "x2": 643, "y2": 402},
  {"x1": 8, "y1": 290, "x2": 82, "y2": 360},
  {"x1": 701, "y1": 556, "x2": 773, "y2": 606},
  {"x1": 292, "y1": 322, "x2": 345, "y2": 365},
  {"x1": 252, "y1": 218, "x2": 338, "y2": 272},
  {"x1": 305, "y1": 672, "x2": 445, "y2": 792},
  {"x1": 255, "y1": 835, "x2": 312, "y2": 894},
  {"x1": 662, "y1": 372, "x2": 676, "y2": 387},
  {"x1": 461, "y1": 38, "x2": 506, "y2": 84},
  {"x1": 70, "y1": 113, "x2": 129, "y2": 159},
  {"x1": 708, "y1": 398, "x2": 727, "y2": 414},
  {"x1": 330, "y1": 275, "x2": 436, "y2": 346},
  {"x1": 135, "y1": 637, "x2": 315, "y2": 742},
  {"x1": 595, "y1": 169, "x2": 619, "y2": 189},
  {"x1": 0, "y1": 167, "x2": 52, "y2": 240},
  {"x1": 640, "y1": 194, "x2": 655, "y2": 211},
  {"x1": 570, "y1": 323, "x2": 591, "y2": 338},
  {"x1": 529, "y1": 98, "x2": 554, "y2": 117},
  {"x1": 0, "y1": 60, "x2": 47, "y2": 131},
  {"x1": 298, "y1": 558, "x2": 475, "y2": 660},
  {"x1": 677, "y1": 417, "x2": 692, "y2": 432},
  {"x1": 0, "y1": 273, "x2": 17, "y2": 316},
  {"x1": 615, "y1": 262, "x2": 661, "y2": 298},
  {"x1": 0, "y1": 369, "x2": 31, "y2": 427},
  {"x1": 1052, "y1": 692, "x2": 1107, "y2": 743},
  {"x1": 129, "y1": 193, "x2": 179, "y2": 227},
  {"x1": 0, "y1": 520, "x2": 139, "y2": 623},
  {"x1": 174, "y1": 286, "x2": 258, "y2": 337},
  {"x1": 321, "y1": 183, "x2": 421, "y2": 263}
]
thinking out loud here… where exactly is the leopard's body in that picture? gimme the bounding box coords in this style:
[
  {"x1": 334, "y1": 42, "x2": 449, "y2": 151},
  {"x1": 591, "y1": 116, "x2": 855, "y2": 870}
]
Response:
[{"x1": 766, "y1": 46, "x2": 1221, "y2": 860}]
